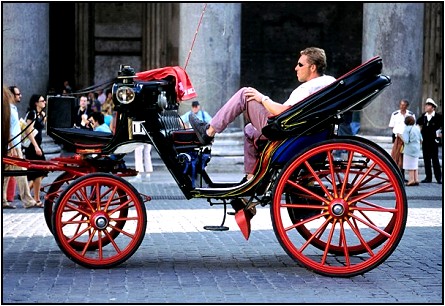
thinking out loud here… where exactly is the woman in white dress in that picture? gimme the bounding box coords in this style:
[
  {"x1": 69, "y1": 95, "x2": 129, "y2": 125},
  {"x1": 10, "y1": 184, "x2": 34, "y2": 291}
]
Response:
[{"x1": 402, "y1": 116, "x2": 423, "y2": 186}]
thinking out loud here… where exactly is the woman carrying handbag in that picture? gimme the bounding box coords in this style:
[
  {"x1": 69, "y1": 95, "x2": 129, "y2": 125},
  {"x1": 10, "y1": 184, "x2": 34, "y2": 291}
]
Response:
[{"x1": 23, "y1": 94, "x2": 47, "y2": 206}]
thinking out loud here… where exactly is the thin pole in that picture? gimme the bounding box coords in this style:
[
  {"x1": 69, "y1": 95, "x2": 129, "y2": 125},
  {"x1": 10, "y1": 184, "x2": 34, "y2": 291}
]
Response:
[{"x1": 183, "y1": 3, "x2": 207, "y2": 71}]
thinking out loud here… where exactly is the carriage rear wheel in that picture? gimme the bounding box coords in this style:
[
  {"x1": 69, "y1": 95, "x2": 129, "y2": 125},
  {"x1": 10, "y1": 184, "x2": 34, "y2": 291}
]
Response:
[
  {"x1": 271, "y1": 139, "x2": 407, "y2": 277},
  {"x1": 44, "y1": 171, "x2": 78, "y2": 233},
  {"x1": 52, "y1": 173, "x2": 147, "y2": 268}
]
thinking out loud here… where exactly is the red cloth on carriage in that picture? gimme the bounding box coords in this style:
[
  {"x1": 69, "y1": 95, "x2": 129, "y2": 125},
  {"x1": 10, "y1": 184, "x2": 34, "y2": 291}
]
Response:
[{"x1": 135, "y1": 66, "x2": 197, "y2": 102}]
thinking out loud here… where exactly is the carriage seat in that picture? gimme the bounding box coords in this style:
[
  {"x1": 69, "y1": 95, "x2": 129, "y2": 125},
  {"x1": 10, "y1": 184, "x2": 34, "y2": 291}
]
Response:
[
  {"x1": 51, "y1": 127, "x2": 113, "y2": 149},
  {"x1": 157, "y1": 110, "x2": 202, "y2": 151},
  {"x1": 171, "y1": 129, "x2": 202, "y2": 151}
]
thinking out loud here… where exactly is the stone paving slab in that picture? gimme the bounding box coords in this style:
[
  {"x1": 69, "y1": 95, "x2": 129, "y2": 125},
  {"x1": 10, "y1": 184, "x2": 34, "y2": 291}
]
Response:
[{"x1": 2, "y1": 168, "x2": 443, "y2": 304}]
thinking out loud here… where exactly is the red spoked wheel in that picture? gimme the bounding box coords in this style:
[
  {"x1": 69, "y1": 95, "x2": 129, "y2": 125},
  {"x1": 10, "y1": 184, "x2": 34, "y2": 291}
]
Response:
[
  {"x1": 271, "y1": 139, "x2": 407, "y2": 277},
  {"x1": 44, "y1": 172, "x2": 78, "y2": 233},
  {"x1": 52, "y1": 173, "x2": 147, "y2": 268}
]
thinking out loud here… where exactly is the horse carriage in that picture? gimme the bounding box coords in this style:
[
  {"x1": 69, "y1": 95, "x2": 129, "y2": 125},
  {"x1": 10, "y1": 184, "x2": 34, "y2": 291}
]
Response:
[{"x1": 3, "y1": 56, "x2": 407, "y2": 277}]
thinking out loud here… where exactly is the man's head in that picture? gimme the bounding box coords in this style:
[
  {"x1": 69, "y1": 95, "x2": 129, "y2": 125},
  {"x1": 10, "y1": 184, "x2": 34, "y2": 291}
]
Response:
[
  {"x1": 88, "y1": 111, "x2": 105, "y2": 128},
  {"x1": 4, "y1": 85, "x2": 14, "y2": 105},
  {"x1": 79, "y1": 96, "x2": 88, "y2": 108},
  {"x1": 8, "y1": 86, "x2": 22, "y2": 103},
  {"x1": 295, "y1": 47, "x2": 328, "y2": 83},
  {"x1": 191, "y1": 101, "x2": 201, "y2": 113},
  {"x1": 425, "y1": 98, "x2": 437, "y2": 113},
  {"x1": 399, "y1": 99, "x2": 409, "y2": 111}
]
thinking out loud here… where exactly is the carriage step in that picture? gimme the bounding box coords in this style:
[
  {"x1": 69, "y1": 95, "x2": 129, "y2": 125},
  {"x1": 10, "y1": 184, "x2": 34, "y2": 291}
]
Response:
[
  {"x1": 203, "y1": 201, "x2": 230, "y2": 231},
  {"x1": 203, "y1": 225, "x2": 229, "y2": 231}
]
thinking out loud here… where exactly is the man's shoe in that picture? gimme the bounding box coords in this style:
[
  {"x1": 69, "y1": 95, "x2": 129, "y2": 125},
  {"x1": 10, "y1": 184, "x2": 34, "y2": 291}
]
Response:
[
  {"x1": 421, "y1": 179, "x2": 432, "y2": 183},
  {"x1": 189, "y1": 113, "x2": 214, "y2": 145}
]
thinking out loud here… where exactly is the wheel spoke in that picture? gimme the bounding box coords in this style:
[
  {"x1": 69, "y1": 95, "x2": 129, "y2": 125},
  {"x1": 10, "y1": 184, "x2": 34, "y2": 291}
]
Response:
[
  {"x1": 285, "y1": 180, "x2": 329, "y2": 205},
  {"x1": 302, "y1": 160, "x2": 334, "y2": 201},
  {"x1": 345, "y1": 218, "x2": 374, "y2": 256},
  {"x1": 81, "y1": 228, "x2": 97, "y2": 256},
  {"x1": 339, "y1": 221, "x2": 351, "y2": 266},
  {"x1": 108, "y1": 223, "x2": 135, "y2": 239},
  {"x1": 104, "y1": 229, "x2": 122, "y2": 253},
  {"x1": 75, "y1": 187, "x2": 95, "y2": 212},
  {"x1": 349, "y1": 213, "x2": 392, "y2": 238},
  {"x1": 327, "y1": 151, "x2": 339, "y2": 198},
  {"x1": 298, "y1": 217, "x2": 332, "y2": 252},
  {"x1": 98, "y1": 230, "x2": 103, "y2": 260},
  {"x1": 284, "y1": 211, "x2": 329, "y2": 231},
  {"x1": 103, "y1": 186, "x2": 118, "y2": 211},
  {"x1": 63, "y1": 200, "x2": 91, "y2": 218},
  {"x1": 109, "y1": 198, "x2": 134, "y2": 215},
  {"x1": 339, "y1": 150, "x2": 355, "y2": 198},
  {"x1": 349, "y1": 183, "x2": 393, "y2": 203},
  {"x1": 321, "y1": 219, "x2": 337, "y2": 265},
  {"x1": 66, "y1": 224, "x2": 93, "y2": 244},
  {"x1": 343, "y1": 161, "x2": 377, "y2": 200}
]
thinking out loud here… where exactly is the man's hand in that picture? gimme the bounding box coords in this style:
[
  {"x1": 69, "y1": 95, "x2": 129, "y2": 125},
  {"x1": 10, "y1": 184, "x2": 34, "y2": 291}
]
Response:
[{"x1": 244, "y1": 87, "x2": 263, "y2": 103}]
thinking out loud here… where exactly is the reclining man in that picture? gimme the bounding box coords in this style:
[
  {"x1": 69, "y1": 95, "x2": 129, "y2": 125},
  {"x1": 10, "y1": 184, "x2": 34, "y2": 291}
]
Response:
[{"x1": 190, "y1": 47, "x2": 336, "y2": 180}]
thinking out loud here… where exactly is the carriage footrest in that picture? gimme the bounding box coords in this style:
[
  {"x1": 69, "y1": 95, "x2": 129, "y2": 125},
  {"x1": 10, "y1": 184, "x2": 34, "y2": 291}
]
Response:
[
  {"x1": 203, "y1": 201, "x2": 229, "y2": 231},
  {"x1": 203, "y1": 225, "x2": 229, "y2": 231}
]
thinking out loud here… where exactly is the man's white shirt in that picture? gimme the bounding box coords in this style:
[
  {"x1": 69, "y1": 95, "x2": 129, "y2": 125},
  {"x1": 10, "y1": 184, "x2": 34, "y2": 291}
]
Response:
[
  {"x1": 284, "y1": 75, "x2": 336, "y2": 106},
  {"x1": 389, "y1": 109, "x2": 415, "y2": 135}
]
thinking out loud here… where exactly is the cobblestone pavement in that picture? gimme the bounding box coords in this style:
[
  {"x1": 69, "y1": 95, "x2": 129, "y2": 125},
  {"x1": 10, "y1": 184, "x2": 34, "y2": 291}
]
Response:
[{"x1": 2, "y1": 171, "x2": 443, "y2": 304}]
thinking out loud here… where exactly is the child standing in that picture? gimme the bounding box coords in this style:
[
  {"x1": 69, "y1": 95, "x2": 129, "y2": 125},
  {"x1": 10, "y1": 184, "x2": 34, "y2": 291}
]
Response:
[{"x1": 402, "y1": 116, "x2": 422, "y2": 186}]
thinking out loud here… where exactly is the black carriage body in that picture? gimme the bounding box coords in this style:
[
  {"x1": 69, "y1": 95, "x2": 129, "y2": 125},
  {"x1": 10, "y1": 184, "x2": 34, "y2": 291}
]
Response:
[
  {"x1": 45, "y1": 56, "x2": 392, "y2": 200},
  {"x1": 46, "y1": 72, "x2": 201, "y2": 197}
]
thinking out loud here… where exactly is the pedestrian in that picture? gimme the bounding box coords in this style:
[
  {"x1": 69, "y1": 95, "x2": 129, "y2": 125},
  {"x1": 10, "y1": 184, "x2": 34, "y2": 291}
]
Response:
[
  {"x1": 2, "y1": 85, "x2": 11, "y2": 154},
  {"x1": 101, "y1": 89, "x2": 114, "y2": 127},
  {"x1": 2, "y1": 85, "x2": 39, "y2": 209},
  {"x1": 388, "y1": 99, "x2": 415, "y2": 176},
  {"x1": 74, "y1": 95, "x2": 92, "y2": 128},
  {"x1": 63, "y1": 80, "x2": 72, "y2": 94},
  {"x1": 416, "y1": 98, "x2": 443, "y2": 184},
  {"x1": 402, "y1": 116, "x2": 422, "y2": 186},
  {"x1": 2, "y1": 85, "x2": 14, "y2": 205},
  {"x1": 23, "y1": 94, "x2": 48, "y2": 205},
  {"x1": 134, "y1": 144, "x2": 153, "y2": 176},
  {"x1": 189, "y1": 47, "x2": 336, "y2": 180},
  {"x1": 181, "y1": 101, "x2": 212, "y2": 128},
  {"x1": 88, "y1": 112, "x2": 112, "y2": 134}
]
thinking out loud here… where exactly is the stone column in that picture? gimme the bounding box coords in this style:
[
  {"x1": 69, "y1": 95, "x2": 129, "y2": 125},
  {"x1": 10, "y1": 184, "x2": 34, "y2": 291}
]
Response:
[
  {"x1": 142, "y1": 3, "x2": 179, "y2": 69},
  {"x1": 178, "y1": 3, "x2": 241, "y2": 128},
  {"x1": 74, "y1": 3, "x2": 93, "y2": 89},
  {"x1": 361, "y1": 3, "x2": 424, "y2": 135},
  {"x1": 2, "y1": 3, "x2": 50, "y2": 115}
]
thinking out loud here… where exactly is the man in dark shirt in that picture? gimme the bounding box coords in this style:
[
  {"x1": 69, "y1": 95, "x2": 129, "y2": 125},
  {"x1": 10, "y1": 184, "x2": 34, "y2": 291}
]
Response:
[
  {"x1": 416, "y1": 98, "x2": 443, "y2": 184},
  {"x1": 74, "y1": 95, "x2": 91, "y2": 129}
]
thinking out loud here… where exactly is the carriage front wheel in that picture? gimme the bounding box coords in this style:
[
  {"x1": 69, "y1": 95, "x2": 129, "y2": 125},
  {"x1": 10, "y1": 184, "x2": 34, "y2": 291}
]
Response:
[
  {"x1": 52, "y1": 173, "x2": 147, "y2": 268},
  {"x1": 271, "y1": 139, "x2": 407, "y2": 277}
]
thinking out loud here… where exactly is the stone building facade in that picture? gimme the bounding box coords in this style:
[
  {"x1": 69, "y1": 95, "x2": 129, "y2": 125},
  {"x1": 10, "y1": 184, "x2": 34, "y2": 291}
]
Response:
[{"x1": 2, "y1": 2, "x2": 442, "y2": 136}]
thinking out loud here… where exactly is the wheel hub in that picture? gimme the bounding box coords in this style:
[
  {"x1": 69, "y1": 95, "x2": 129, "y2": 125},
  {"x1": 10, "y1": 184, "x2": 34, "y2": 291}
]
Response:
[
  {"x1": 92, "y1": 212, "x2": 109, "y2": 230},
  {"x1": 332, "y1": 203, "x2": 344, "y2": 215},
  {"x1": 329, "y1": 199, "x2": 348, "y2": 217}
]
